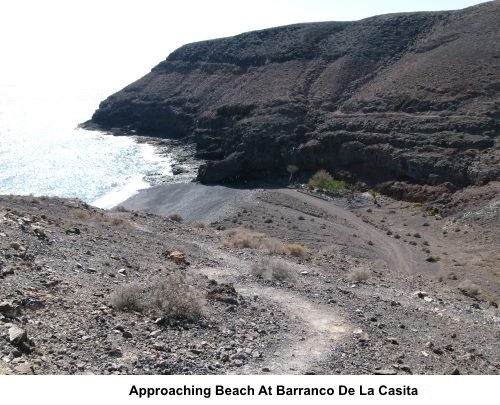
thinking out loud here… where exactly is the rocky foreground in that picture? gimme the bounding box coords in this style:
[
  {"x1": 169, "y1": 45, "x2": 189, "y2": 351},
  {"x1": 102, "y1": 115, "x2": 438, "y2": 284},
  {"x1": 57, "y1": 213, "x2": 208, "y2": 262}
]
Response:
[
  {"x1": 86, "y1": 1, "x2": 499, "y2": 198},
  {"x1": 0, "y1": 181, "x2": 499, "y2": 375}
]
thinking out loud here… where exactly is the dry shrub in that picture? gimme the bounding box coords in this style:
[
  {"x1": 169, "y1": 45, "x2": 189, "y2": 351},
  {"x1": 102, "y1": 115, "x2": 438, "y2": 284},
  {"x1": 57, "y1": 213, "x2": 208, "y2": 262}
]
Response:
[
  {"x1": 111, "y1": 273, "x2": 203, "y2": 321},
  {"x1": 260, "y1": 237, "x2": 287, "y2": 254},
  {"x1": 223, "y1": 228, "x2": 268, "y2": 249},
  {"x1": 250, "y1": 258, "x2": 295, "y2": 282},
  {"x1": 105, "y1": 217, "x2": 133, "y2": 227},
  {"x1": 70, "y1": 208, "x2": 132, "y2": 228},
  {"x1": 111, "y1": 282, "x2": 144, "y2": 312},
  {"x1": 319, "y1": 245, "x2": 338, "y2": 257},
  {"x1": 192, "y1": 222, "x2": 206, "y2": 229},
  {"x1": 458, "y1": 280, "x2": 480, "y2": 297},
  {"x1": 169, "y1": 213, "x2": 183, "y2": 223},
  {"x1": 149, "y1": 273, "x2": 203, "y2": 321},
  {"x1": 284, "y1": 244, "x2": 307, "y2": 257},
  {"x1": 164, "y1": 245, "x2": 185, "y2": 256},
  {"x1": 223, "y1": 228, "x2": 306, "y2": 256},
  {"x1": 71, "y1": 208, "x2": 91, "y2": 220},
  {"x1": 348, "y1": 267, "x2": 371, "y2": 283}
]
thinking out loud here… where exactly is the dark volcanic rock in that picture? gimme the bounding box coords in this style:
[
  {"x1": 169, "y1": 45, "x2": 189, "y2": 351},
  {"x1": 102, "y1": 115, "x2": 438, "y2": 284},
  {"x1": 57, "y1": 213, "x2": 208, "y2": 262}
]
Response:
[{"x1": 86, "y1": 2, "x2": 500, "y2": 193}]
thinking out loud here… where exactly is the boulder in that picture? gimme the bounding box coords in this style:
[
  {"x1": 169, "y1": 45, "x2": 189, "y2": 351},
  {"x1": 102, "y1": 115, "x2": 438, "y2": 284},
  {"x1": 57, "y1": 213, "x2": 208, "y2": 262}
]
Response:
[{"x1": 8, "y1": 325, "x2": 27, "y2": 345}]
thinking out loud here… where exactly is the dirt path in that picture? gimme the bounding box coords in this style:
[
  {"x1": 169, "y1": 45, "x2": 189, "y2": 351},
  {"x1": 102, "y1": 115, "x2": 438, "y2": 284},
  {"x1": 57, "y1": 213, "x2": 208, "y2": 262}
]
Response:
[
  {"x1": 239, "y1": 286, "x2": 347, "y2": 374},
  {"x1": 187, "y1": 240, "x2": 349, "y2": 374},
  {"x1": 278, "y1": 189, "x2": 419, "y2": 274},
  {"x1": 181, "y1": 188, "x2": 423, "y2": 373}
]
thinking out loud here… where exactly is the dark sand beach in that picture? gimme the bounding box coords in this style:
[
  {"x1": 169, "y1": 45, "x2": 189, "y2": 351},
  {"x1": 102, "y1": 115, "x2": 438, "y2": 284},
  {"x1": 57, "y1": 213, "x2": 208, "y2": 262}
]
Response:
[{"x1": 120, "y1": 183, "x2": 254, "y2": 224}]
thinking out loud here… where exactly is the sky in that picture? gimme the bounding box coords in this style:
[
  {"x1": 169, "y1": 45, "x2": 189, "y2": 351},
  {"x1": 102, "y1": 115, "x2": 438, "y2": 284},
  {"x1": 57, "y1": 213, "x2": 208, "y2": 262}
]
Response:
[{"x1": 0, "y1": 0, "x2": 489, "y2": 95}]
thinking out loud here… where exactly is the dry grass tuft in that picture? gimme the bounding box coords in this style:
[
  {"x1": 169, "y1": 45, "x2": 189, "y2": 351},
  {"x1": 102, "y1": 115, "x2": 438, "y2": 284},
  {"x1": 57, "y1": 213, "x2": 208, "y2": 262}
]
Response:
[
  {"x1": 169, "y1": 213, "x2": 183, "y2": 223},
  {"x1": 223, "y1": 228, "x2": 307, "y2": 256},
  {"x1": 250, "y1": 258, "x2": 296, "y2": 282},
  {"x1": 458, "y1": 279, "x2": 480, "y2": 297},
  {"x1": 29, "y1": 196, "x2": 42, "y2": 204},
  {"x1": 283, "y1": 243, "x2": 307, "y2": 257},
  {"x1": 348, "y1": 267, "x2": 371, "y2": 283},
  {"x1": 104, "y1": 217, "x2": 133, "y2": 228},
  {"x1": 70, "y1": 208, "x2": 133, "y2": 228},
  {"x1": 223, "y1": 228, "x2": 268, "y2": 249},
  {"x1": 71, "y1": 208, "x2": 91, "y2": 220},
  {"x1": 111, "y1": 282, "x2": 144, "y2": 312}
]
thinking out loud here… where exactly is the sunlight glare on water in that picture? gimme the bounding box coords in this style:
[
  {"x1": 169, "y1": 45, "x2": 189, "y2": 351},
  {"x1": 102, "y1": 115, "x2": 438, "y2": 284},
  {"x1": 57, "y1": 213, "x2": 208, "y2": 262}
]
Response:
[{"x1": 0, "y1": 81, "x2": 173, "y2": 208}]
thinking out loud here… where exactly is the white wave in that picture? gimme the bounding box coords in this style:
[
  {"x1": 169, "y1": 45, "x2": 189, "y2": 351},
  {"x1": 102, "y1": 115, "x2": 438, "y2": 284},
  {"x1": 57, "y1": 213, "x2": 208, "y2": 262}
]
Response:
[{"x1": 91, "y1": 176, "x2": 150, "y2": 209}]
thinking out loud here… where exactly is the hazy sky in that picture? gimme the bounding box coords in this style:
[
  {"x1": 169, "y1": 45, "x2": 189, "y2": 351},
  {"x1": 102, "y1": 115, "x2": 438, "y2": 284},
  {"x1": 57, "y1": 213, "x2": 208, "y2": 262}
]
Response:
[{"x1": 0, "y1": 0, "x2": 489, "y2": 94}]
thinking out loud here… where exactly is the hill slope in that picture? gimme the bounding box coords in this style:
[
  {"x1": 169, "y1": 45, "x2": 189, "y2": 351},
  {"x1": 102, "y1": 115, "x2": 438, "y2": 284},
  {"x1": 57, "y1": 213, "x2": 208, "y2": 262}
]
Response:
[{"x1": 87, "y1": 1, "x2": 500, "y2": 195}]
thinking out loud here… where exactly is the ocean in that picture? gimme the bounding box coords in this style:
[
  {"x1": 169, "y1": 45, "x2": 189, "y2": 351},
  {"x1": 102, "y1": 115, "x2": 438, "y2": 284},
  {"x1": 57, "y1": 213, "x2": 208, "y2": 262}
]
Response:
[{"x1": 0, "y1": 81, "x2": 174, "y2": 209}]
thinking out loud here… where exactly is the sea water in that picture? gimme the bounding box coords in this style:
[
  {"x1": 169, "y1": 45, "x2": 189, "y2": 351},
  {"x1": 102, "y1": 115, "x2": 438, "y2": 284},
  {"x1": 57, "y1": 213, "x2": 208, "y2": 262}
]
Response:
[{"x1": 0, "y1": 81, "x2": 173, "y2": 209}]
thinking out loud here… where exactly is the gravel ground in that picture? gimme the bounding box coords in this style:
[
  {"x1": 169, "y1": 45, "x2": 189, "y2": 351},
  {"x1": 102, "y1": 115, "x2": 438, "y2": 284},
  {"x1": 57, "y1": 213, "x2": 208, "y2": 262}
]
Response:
[{"x1": 0, "y1": 182, "x2": 498, "y2": 375}]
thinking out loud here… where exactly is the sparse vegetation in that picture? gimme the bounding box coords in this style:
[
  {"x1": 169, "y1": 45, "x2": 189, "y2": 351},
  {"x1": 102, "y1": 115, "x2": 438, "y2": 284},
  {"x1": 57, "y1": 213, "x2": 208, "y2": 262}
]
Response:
[
  {"x1": 223, "y1": 228, "x2": 268, "y2": 249},
  {"x1": 368, "y1": 189, "x2": 378, "y2": 204},
  {"x1": 283, "y1": 243, "x2": 307, "y2": 257},
  {"x1": 425, "y1": 207, "x2": 439, "y2": 217},
  {"x1": 29, "y1": 196, "x2": 41, "y2": 204},
  {"x1": 70, "y1": 208, "x2": 133, "y2": 227},
  {"x1": 71, "y1": 208, "x2": 91, "y2": 220},
  {"x1": 106, "y1": 217, "x2": 133, "y2": 227},
  {"x1": 348, "y1": 268, "x2": 371, "y2": 283},
  {"x1": 347, "y1": 183, "x2": 356, "y2": 203},
  {"x1": 1, "y1": 175, "x2": 499, "y2": 376},
  {"x1": 250, "y1": 257, "x2": 295, "y2": 281},
  {"x1": 458, "y1": 280, "x2": 480, "y2": 297},
  {"x1": 112, "y1": 273, "x2": 203, "y2": 321},
  {"x1": 286, "y1": 164, "x2": 299, "y2": 183},
  {"x1": 149, "y1": 273, "x2": 203, "y2": 321},
  {"x1": 169, "y1": 213, "x2": 183, "y2": 223},
  {"x1": 111, "y1": 282, "x2": 144, "y2": 312},
  {"x1": 308, "y1": 170, "x2": 346, "y2": 191},
  {"x1": 223, "y1": 228, "x2": 306, "y2": 256}
]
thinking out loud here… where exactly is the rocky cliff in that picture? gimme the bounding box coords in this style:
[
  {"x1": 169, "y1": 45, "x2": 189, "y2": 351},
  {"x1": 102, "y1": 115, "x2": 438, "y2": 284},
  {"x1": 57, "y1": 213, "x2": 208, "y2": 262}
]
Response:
[{"x1": 86, "y1": 1, "x2": 499, "y2": 196}]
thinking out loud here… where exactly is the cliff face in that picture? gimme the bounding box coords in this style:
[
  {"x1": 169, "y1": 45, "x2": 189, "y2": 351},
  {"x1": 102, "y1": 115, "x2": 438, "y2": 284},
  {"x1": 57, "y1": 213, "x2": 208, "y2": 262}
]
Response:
[{"x1": 87, "y1": 1, "x2": 500, "y2": 193}]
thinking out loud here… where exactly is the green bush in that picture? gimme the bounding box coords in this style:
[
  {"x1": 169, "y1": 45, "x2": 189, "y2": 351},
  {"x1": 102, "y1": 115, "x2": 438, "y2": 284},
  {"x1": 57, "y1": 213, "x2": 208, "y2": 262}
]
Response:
[
  {"x1": 368, "y1": 189, "x2": 378, "y2": 204},
  {"x1": 308, "y1": 170, "x2": 346, "y2": 191}
]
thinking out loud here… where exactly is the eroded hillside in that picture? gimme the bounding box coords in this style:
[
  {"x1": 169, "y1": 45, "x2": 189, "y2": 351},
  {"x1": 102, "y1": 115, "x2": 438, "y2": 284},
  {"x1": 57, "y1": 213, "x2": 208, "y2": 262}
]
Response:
[{"x1": 86, "y1": 1, "x2": 499, "y2": 198}]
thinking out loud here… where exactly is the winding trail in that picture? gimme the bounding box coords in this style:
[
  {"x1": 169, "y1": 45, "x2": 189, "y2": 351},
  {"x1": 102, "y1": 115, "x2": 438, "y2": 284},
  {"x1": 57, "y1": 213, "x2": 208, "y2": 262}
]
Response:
[
  {"x1": 278, "y1": 189, "x2": 419, "y2": 274},
  {"x1": 197, "y1": 257, "x2": 348, "y2": 374},
  {"x1": 179, "y1": 188, "x2": 421, "y2": 373}
]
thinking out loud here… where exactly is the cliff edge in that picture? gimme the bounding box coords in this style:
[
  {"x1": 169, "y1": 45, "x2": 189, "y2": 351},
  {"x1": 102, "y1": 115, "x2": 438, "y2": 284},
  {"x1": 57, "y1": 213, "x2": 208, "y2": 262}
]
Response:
[{"x1": 86, "y1": 1, "x2": 500, "y2": 198}]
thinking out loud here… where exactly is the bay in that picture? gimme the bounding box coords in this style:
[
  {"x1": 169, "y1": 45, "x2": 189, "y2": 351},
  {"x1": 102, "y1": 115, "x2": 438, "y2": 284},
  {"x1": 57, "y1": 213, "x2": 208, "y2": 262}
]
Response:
[{"x1": 0, "y1": 81, "x2": 173, "y2": 209}]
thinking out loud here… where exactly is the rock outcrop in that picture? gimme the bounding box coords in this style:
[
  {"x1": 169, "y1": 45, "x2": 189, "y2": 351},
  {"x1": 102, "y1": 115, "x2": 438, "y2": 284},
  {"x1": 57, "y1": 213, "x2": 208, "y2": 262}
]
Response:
[{"x1": 86, "y1": 1, "x2": 499, "y2": 194}]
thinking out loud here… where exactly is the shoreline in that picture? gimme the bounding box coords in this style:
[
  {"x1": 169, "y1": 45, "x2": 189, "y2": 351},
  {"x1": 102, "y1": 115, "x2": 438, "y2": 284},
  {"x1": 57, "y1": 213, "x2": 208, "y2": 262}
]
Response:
[
  {"x1": 89, "y1": 134, "x2": 202, "y2": 210},
  {"x1": 90, "y1": 175, "x2": 152, "y2": 209}
]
